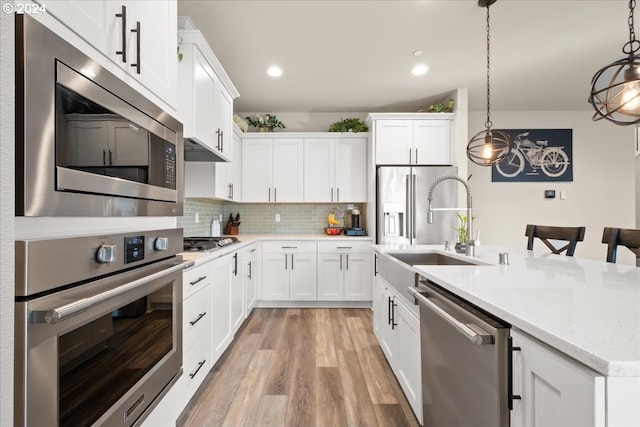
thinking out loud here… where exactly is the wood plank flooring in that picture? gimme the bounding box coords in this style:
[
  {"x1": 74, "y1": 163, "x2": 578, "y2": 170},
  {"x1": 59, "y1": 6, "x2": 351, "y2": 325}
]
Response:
[{"x1": 178, "y1": 308, "x2": 420, "y2": 427}]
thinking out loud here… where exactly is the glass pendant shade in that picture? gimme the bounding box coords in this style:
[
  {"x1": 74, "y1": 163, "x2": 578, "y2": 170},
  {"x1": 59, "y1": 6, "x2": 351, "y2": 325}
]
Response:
[
  {"x1": 590, "y1": 55, "x2": 640, "y2": 125},
  {"x1": 466, "y1": 128, "x2": 511, "y2": 166}
]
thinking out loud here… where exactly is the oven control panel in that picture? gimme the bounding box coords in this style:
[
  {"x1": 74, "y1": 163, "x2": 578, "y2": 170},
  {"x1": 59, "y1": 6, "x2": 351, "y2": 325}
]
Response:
[{"x1": 124, "y1": 236, "x2": 145, "y2": 264}]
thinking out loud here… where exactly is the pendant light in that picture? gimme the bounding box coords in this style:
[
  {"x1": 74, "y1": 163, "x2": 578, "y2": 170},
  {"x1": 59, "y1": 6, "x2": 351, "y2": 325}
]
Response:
[
  {"x1": 589, "y1": 0, "x2": 640, "y2": 125},
  {"x1": 466, "y1": 0, "x2": 512, "y2": 166}
]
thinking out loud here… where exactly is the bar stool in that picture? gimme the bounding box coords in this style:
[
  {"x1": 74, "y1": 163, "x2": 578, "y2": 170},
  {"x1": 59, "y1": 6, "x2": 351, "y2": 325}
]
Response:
[
  {"x1": 525, "y1": 224, "x2": 586, "y2": 256},
  {"x1": 602, "y1": 227, "x2": 640, "y2": 263}
]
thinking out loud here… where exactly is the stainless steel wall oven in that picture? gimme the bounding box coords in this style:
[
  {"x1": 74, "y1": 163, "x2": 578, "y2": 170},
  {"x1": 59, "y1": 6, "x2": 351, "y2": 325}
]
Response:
[
  {"x1": 16, "y1": 14, "x2": 183, "y2": 217},
  {"x1": 15, "y1": 228, "x2": 193, "y2": 427}
]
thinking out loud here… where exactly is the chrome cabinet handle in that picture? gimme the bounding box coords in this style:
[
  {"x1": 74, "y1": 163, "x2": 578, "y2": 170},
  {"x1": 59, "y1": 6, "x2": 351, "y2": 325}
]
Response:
[
  {"x1": 130, "y1": 21, "x2": 140, "y2": 74},
  {"x1": 248, "y1": 261, "x2": 252, "y2": 279},
  {"x1": 189, "y1": 360, "x2": 206, "y2": 379},
  {"x1": 391, "y1": 299, "x2": 397, "y2": 329},
  {"x1": 115, "y1": 5, "x2": 127, "y2": 62},
  {"x1": 189, "y1": 312, "x2": 207, "y2": 326},
  {"x1": 233, "y1": 253, "x2": 238, "y2": 276},
  {"x1": 291, "y1": 254, "x2": 294, "y2": 270},
  {"x1": 409, "y1": 148, "x2": 412, "y2": 164},
  {"x1": 109, "y1": 150, "x2": 113, "y2": 165},
  {"x1": 220, "y1": 130, "x2": 224, "y2": 152},
  {"x1": 508, "y1": 337, "x2": 522, "y2": 410},
  {"x1": 331, "y1": 187, "x2": 334, "y2": 201},
  {"x1": 35, "y1": 260, "x2": 194, "y2": 324},
  {"x1": 339, "y1": 254, "x2": 343, "y2": 270},
  {"x1": 268, "y1": 188, "x2": 271, "y2": 202},
  {"x1": 415, "y1": 148, "x2": 418, "y2": 164},
  {"x1": 281, "y1": 246, "x2": 298, "y2": 249},
  {"x1": 284, "y1": 253, "x2": 287, "y2": 270},
  {"x1": 336, "y1": 187, "x2": 340, "y2": 201},
  {"x1": 408, "y1": 287, "x2": 494, "y2": 345},
  {"x1": 346, "y1": 254, "x2": 349, "y2": 270},
  {"x1": 336, "y1": 246, "x2": 352, "y2": 249},
  {"x1": 216, "y1": 129, "x2": 222, "y2": 151},
  {"x1": 387, "y1": 296, "x2": 392, "y2": 325},
  {"x1": 103, "y1": 149, "x2": 106, "y2": 165},
  {"x1": 274, "y1": 187, "x2": 277, "y2": 202}
]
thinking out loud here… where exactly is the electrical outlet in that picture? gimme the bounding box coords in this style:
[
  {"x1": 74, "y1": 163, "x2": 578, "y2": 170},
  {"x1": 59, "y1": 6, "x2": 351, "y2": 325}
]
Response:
[{"x1": 275, "y1": 214, "x2": 281, "y2": 223}]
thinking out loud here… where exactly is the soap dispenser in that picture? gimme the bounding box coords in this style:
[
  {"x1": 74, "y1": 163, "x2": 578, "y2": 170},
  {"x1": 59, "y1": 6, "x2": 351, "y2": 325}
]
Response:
[{"x1": 211, "y1": 217, "x2": 220, "y2": 237}]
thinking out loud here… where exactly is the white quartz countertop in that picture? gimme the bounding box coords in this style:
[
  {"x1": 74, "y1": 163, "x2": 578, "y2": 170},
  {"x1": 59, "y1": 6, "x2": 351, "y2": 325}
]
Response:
[{"x1": 373, "y1": 244, "x2": 640, "y2": 377}]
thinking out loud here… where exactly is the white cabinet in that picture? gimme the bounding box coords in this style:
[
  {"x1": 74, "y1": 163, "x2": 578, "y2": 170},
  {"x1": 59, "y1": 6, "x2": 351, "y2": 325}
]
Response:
[
  {"x1": 243, "y1": 245, "x2": 258, "y2": 314},
  {"x1": 178, "y1": 27, "x2": 239, "y2": 162},
  {"x1": 261, "y1": 241, "x2": 317, "y2": 300},
  {"x1": 42, "y1": 1, "x2": 177, "y2": 107},
  {"x1": 184, "y1": 128, "x2": 242, "y2": 200},
  {"x1": 317, "y1": 241, "x2": 372, "y2": 301},
  {"x1": 65, "y1": 114, "x2": 149, "y2": 167},
  {"x1": 230, "y1": 251, "x2": 244, "y2": 334},
  {"x1": 372, "y1": 115, "x2": 453, "y2": 165},
  {"x1": 242, "y1": 138, "x2": 304, "y2": 202},
  {"x1": 373, "y1": 274, "x2": 422, "y2": 424},
  {"x1": 303, "y1": 136, "x2": 367, "y2": 202},
  {"x1": 211, "y1": 255, "x2": 233, "y2": 361},
  {"x1": 510, "y1": 329, "x2": 605, "y2": 427}
]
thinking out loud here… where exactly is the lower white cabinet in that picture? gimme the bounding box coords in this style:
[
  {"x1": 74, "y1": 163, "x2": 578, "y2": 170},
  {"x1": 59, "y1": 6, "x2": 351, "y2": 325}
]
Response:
[
  {"x1": 317, "y1": 241, "x2": 372, "y2": 301},
  {"x1": 510, "y1": 328, "x2": 605, "y2": 427},
  {"x1": 211, "y1": 255, "x2": 233, "y2": 361},
  {"x1": 261, "y1": 241, "x2": 317, "y2": 300},
  {"x1": 230, "y1": 250, "x2": 244, "y2": 334},
  {"x1": 243, "y1": 244, "x2": 258, "y2": 313},
  {"x1": 373, "y1": 275, "x2": 422, "y2": 424}
]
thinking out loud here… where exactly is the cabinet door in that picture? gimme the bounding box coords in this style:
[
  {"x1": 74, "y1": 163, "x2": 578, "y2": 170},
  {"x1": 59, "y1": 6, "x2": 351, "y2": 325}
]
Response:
[
  {"x1": 375, "y1": 120, "x2": 412, "y2": 165},
  {"x1": 303, "y1": 139, "x2": 335, "y2": 202},
  {"x1": 189, "y1": 47, "x2": 217, "y2": 151},
  {"x1": 242, "y1": 139, "x2": 272, "y2": 202},
  {"x1": 213, "y1": 85, "x2": 233, "y2": 160},
  {"x1": 412, "y1": 119, "x2": 452, "y2": 165},
  {"x1": 272, "y1": 139, "x2": 304, "y2": 202},
  {"x1": 108, "y1": 121, "x2": 149, "y2": 166},
  {"x1": 229, "y1": 133, "x2": 242, "y2": 201},
  {"x1": 214, "y1": 162, "x2": 231, "y2": 200},
  {"x1": 125, "y1": 0, "x2": 177, "y2": 108},
  {"x1": 261, "y1": 253, "x2": 288, "y2": 300},
  {"x1": 42, "y1": 0, "x2": 110, "y2": 55},
  {"x1": 511, "y1": 329, "x2": 605, "y2": 427},
  {"x1": 244, "y1": 248, "x2": 257, "y2": 313},
  {"x1": 335, "y1": 138, "x2": 367, "y2": 202},
  {"x1": 396, "y1": 301, "x2": 423, "y2": 424},
  {"x1": 230, "y1": 253, "x2": 245, "y2": 334},
  {"x1": 65, "y1": 120, "x2": 109, "y2": 166},
  {"x1": 317, "y1": 253, "x2": 343, "y2": 300},
  {"x1": 289, "y1": 253, "x2": 317, "y2": 300},
  {"x1": 211, "y1": 256, "x2": 232, "y2": 361},
  {"x1": 343, "y1": 253, "x2": 372, "y2": 300}
]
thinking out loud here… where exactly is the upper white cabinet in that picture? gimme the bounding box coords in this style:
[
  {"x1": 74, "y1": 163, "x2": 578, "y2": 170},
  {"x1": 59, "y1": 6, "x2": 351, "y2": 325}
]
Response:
[
  {"x1": 42, "y1": 1, "x2": 177, "y2": 107},
  {"x1": 178, "y1": 20, "x2": 239, "y2": 162},
  {"x1": 303, "y1": 135, "x2": 367, "y2": 202},
  {"x1": 242, "y1": 137, "x2": 304, "y2": 202},
  {"x1": 369, "y1": 113, "x2": 453, "y2": 165}
]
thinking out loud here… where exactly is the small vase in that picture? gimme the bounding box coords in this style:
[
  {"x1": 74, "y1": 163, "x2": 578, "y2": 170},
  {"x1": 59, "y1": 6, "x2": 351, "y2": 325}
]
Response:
[
  {"x1": 258, "y1": 126, "x2": 267, "y2": 132},
  {"x1": 454, "y1": 242, "x2": 466, "y2": 254}
]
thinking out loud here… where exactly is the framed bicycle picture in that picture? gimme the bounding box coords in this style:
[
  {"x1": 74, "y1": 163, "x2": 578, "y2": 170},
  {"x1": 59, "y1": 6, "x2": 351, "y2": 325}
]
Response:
[{"x1": 491, "y1": 129, "x2": 573, "y2": 182}]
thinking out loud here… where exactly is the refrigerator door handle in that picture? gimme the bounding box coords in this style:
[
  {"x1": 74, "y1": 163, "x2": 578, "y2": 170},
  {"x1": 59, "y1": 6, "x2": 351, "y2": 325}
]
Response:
[
  {"x1": 413, "y1": 174, "x2": 417, "y2": 239},
  {"x1": 405, "y1": 174, "x2": 411, "y2": 242}
]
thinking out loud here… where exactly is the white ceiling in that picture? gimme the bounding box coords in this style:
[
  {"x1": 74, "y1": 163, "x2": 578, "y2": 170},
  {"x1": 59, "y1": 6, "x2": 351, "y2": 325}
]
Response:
[{"x1": 177, "y1": 0, "x2": 628, "y2": 113}]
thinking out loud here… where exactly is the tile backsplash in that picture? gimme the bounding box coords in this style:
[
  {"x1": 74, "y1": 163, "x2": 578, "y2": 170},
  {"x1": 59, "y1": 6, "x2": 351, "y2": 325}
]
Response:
[{"x1": 179, "y1": 198, "x2": 367, "y2": 236}]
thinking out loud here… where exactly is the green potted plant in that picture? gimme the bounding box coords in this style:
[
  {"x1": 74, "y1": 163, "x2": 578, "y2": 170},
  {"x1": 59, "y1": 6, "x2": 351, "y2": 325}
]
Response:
[
  {"x1": 245, "y1": 113, "x2": 286, "y2": 132},
  {"x1": 328, "y1": 117, "x2": 368, "y2": 133},
  {"x1": 419, "y1": 98, "x2": 455, "y2": 113},
  {"x1": 452, "y1": 213, "x2": 475, "y2": 253}
]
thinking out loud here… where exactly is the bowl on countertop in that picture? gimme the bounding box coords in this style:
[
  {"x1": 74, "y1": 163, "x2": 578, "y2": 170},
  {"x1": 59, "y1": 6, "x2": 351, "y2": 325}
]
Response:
[{"x1": 324, "y1": 227, "x2": 343, "y2": 235}]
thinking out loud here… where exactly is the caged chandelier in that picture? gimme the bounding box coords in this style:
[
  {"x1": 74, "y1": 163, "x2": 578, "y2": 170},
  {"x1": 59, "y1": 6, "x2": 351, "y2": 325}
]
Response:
[
  {"x1": 589, "y1": 0, "x2": 640, "y2": 125},
  {"x1": 466, "y1": 0, "x2": 512, "y2": 166}
]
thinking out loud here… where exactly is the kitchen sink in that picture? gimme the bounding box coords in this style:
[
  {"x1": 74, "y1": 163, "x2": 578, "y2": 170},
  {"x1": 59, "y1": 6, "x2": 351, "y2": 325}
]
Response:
[{"x1": 387, "y1": 252, "x2": 477, "y2": 266}]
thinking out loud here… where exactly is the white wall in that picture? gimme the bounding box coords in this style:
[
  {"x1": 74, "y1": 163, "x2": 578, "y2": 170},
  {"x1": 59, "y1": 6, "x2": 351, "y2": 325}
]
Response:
[
  {"x1": 1, "y1": 7, "x2": 14, "y2": 426},
  {"x1": 468, "y1": 110, "x2": 636, "y2": 265}
]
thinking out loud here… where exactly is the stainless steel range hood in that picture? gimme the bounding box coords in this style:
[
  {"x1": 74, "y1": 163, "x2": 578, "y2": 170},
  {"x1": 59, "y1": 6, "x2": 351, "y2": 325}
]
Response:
[{"x1": 184, "y1": 138, "x2": 230, "y2": 162}]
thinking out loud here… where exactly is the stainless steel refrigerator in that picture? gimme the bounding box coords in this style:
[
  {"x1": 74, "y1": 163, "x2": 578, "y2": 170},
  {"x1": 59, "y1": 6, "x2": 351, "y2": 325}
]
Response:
[{"x1": 377, "y1": 166, "x2": 459, "y2": 245}]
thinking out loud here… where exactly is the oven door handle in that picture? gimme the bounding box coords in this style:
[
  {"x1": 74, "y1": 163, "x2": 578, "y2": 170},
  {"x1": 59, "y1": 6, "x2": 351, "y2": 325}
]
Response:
[{"x1": 35, "y1": 260, "x2": 195, "y2": 325}]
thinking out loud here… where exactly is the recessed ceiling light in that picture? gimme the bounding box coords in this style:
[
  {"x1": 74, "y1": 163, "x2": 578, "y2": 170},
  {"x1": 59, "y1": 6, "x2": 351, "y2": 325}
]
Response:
[
  {"x1": 411, "y1": 64, "x2": 429, "y2": 76},
  {"x1": 267, "y1": 66, "x2": 283, "y2": 77},
  {"x1": 413, "y1": 50, "x2": 424, "y2": 57}
]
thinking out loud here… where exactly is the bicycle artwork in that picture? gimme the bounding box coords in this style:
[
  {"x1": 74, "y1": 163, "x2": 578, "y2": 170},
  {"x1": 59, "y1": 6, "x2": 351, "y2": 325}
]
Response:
[{"x1": 491, "y1": 129, "x2": 573, "y2": 182}]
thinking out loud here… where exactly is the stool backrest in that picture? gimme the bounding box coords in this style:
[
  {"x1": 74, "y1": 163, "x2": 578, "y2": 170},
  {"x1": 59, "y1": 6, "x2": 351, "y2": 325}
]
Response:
[
  {"x1": 525, "y1": 224, "x2": 586, "y2": 256},
  {"x1": 602, "y1": 227, "x2": 640, "y2": 263}
]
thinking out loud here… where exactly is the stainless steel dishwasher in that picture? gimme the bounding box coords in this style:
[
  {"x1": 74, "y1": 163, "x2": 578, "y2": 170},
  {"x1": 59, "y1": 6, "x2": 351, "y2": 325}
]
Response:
[{"x1": 409, "y1": 279, "x2": 516, "y2": 427}]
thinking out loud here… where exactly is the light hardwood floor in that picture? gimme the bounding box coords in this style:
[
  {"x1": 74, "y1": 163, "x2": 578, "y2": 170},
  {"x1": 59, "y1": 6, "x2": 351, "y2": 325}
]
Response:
[{"x1": 178, "y1": 308, "x2": 420, "y2": 427}]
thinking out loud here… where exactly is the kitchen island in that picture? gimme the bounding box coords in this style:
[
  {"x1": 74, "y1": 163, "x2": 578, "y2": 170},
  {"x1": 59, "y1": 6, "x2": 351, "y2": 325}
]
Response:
[{"x1": 374, "y1": 244, "x2": 640, "y2": 427}]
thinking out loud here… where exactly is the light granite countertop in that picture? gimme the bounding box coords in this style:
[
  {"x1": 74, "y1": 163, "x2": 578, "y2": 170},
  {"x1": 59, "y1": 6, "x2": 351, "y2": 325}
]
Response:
[{"x1": 373, "y1": 244, "x2": 640, "y2": 377}]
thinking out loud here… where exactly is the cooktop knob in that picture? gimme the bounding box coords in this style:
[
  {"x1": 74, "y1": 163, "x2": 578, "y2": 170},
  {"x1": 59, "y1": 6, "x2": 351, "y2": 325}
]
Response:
[
  {"x1": 154, "y1": 237, "x2": 169, "y2": 251},
  {"x1": 96, "y1": 244, "x2": 117, "y2": 263}
]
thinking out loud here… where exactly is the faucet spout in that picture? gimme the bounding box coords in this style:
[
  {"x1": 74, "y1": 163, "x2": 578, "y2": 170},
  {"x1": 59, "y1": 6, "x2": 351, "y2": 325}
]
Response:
[{"x1": 427, "y1": 175, "x2": 474, "y2": 257}]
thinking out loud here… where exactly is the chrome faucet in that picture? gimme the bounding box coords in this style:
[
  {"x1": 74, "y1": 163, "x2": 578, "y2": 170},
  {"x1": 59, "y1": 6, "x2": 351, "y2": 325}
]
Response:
[{"x1": 427, "y1": 175, "x2": 475, "y2": 257}]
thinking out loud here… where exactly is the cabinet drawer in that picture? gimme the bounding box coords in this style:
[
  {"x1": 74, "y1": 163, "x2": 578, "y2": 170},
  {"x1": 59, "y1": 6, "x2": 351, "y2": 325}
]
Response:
[
  {"x1": 183, "y1": 330, "x2": 212, "y2": 402},
  {"x1": 183, "y1": 262, "x2": 212, "y2": 299},
  {"x1": 317, "y1": 240, "x2": 372, "y2": 253},
  {"x1": 262, "y1": 240, "x2": 317, "y2": 253},
  {"x1": 183, "y1": 285, "x2": 212, "y2": 352}
]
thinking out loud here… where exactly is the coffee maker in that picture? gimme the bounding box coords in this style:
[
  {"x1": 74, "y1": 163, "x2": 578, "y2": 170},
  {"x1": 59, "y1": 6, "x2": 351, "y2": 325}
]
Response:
[{"x1": 345, "y1": 208, "x2": 366, "y2": 236}]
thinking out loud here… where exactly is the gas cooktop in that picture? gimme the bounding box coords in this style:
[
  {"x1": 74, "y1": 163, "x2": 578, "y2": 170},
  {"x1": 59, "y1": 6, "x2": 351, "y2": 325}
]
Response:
[{"x1": 183, "y1": 236, "x2": 239, "y2": 252}]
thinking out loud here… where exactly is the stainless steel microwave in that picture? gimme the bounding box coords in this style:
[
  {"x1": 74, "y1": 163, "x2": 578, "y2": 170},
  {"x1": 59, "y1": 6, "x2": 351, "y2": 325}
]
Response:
[{"x1": 16, "y1": 14, "x2": 183, "y2": 217}]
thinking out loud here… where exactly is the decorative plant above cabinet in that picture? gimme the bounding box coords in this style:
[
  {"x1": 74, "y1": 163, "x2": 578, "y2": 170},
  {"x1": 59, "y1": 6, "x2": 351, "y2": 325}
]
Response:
[
  {"x1": 245, "y1": 114, "x2": 286, "y2": 132},
  {"x1": 418, "y1": 98, "x2": 455, "y2": 113},
  {"x1": 328, "y1": 117, "x2": 368, "y2": 133}
]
